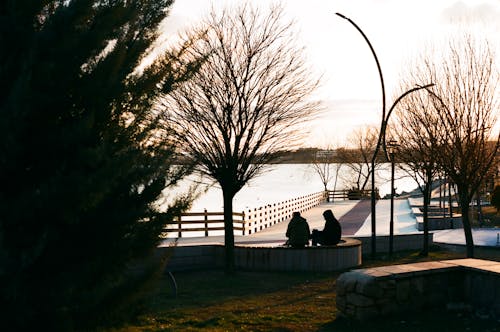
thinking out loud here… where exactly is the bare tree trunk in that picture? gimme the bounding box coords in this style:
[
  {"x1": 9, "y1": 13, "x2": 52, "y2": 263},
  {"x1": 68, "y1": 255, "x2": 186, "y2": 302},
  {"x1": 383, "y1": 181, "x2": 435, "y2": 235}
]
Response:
[
  {"x1": 458, "y1": 188, "x2": 474, "y2": 258},
  {"x1": 223, "y1": 190, "x2": 235, "y2": 273},
  {"x1": 421, "y1": 181, "x2": 430, "y2": 256},
  {"x1": 448, "y1": 179, "x2": 453, "y2": 220},
  {"x1": 476, "y1": 191, "x2": 483, "y2": 227},
  {"x1": 439, "y1": 175, "x2": 443, "y2": 211},
  {"x1": 361, "y1": 167, "x2": 371, "y2": 191}
]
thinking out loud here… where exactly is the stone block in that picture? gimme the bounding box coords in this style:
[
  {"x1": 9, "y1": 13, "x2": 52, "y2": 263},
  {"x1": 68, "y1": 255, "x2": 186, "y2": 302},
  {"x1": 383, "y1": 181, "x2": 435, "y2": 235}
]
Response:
[
  {"x1": 396, "y1": 280, "x2": 410, "y2": 302},
  {"x1": 356, "y1": 279, "x2": 383, "y2": 298},
  {"x1": 379, "y1": 302, "x2": 398, "y2": 315},
  {"x1": 336, "y1": 285, "x2": 346, "y2": 297},
  {"x1": 345, "y1": 304, "x2": 356, "y2": 316},
  {"x1": 379, "y1": 279, "x2": 396, "y2": 289},
  {"x1": 336, "y1": 296, "x2": 347, "y2": 311},
  {"x1": 410, "y1": 277, "x2": 425, "y2": 295},
  {"x1": 336, "y1": 271, "x2": 359, "y2": 294},
  {"x1": 384, "y1": 288, "x2": 396, "y2": 299},
  {"x1": 356, "y1": 306, "x2": 379, "y2": 321},
  {"x1": 347, "y1": 293, "x2": 375, "y2": 307}
]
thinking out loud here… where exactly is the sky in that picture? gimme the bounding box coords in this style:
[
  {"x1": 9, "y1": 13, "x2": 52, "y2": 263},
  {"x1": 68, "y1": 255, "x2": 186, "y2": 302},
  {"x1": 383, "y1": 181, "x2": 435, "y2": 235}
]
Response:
[{"x1": 160, "y1": 0, "x2": 500, "y2": 147}]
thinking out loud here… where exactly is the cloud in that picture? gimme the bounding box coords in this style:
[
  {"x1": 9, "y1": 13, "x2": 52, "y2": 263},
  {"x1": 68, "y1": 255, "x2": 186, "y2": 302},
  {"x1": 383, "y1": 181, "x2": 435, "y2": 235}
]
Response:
[{"x1": 441, "y1": 1, "x2": 500, "y2": 25}]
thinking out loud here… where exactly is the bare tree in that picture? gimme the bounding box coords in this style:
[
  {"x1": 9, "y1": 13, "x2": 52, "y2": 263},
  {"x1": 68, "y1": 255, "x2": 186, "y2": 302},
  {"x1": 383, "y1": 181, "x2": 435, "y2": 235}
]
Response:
[
  {"x1": 311, "y1": 145, "x2": 342, "y2": 198},
  {"x1": 338, "y1": 126, "x2": 381, "y2": 192},
  {"x1": 408, "y1": 35, "x2": 499, "y2": 257},
  {"x1": 161, "y1": 3, "x2": 320, "y2": 272},
  {"x1": 389, "y1": 88, "x2": 443, "y2": 256}
]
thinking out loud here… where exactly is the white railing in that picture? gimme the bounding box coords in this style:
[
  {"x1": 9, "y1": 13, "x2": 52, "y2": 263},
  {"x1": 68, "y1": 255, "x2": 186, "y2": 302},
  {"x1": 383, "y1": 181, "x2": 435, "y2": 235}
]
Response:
[
  {"x1": 242, "y1": 191, "x2": 326, "y2": 235},
  {"x1": 164, "y1": 191, "x2": 327, "y2": 237}
]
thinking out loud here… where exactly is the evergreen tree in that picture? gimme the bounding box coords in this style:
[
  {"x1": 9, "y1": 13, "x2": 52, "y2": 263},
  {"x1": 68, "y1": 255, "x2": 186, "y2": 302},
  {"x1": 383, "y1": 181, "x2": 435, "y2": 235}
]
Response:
[{"x1": 0, "y1": 1, "x2": 197, "y2": 328}]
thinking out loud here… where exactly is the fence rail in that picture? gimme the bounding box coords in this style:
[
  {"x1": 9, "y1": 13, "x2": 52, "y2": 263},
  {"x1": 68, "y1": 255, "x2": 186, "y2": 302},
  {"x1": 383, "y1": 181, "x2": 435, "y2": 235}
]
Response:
[
  {"x1": 326, "y1": 189, "x2": 373, "y2": 201},
  {"x1": 164, "y1": 191, "x2": 327, "y2": 238}
]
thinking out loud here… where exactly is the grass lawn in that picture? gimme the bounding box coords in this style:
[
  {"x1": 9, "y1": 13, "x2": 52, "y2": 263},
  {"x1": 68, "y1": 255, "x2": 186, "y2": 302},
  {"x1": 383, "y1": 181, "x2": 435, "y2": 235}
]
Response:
[{"x1": 105, "y1": 248, "x2": 499, "y2": 332}]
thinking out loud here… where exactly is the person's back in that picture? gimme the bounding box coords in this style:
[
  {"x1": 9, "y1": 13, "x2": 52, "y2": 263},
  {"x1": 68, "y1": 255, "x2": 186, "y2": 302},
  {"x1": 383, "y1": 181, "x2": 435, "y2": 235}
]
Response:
[
  {"x1": 321, "y1": 209, "x2": 342, "y2": 245},
  {"x1": 286, "y1": 212, "x2": 310, "y2": 247}
]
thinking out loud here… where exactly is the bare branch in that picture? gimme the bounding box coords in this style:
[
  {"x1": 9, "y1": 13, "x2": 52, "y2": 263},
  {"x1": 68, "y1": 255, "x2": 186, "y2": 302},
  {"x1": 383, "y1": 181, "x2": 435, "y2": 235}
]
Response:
[{"x1": 158, "y1": 3, "x2": 321, "y2": 272}]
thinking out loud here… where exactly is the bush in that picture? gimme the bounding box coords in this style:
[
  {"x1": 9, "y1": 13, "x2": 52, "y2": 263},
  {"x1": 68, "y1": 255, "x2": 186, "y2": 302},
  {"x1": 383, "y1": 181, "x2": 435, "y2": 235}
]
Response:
[{"x1": 0, "y1": 1, "x2": 198, "y2": 329}]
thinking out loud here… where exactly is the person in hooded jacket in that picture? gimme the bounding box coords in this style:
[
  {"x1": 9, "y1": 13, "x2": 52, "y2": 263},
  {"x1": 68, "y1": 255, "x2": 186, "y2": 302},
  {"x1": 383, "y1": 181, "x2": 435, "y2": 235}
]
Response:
[
  {"x1": 311, "y1": 209, "x2": 341, "y2": 246},
  {"x1": 285, "y1": 211, "x2": 311, "y2": 248}
]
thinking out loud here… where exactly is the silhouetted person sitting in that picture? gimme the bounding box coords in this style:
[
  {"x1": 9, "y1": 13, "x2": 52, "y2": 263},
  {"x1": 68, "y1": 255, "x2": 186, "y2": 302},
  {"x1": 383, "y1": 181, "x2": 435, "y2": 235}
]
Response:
[
  {"x1": 285, "y1": 211, "x2": 311, "y2": 248},
  {"x1": 312, "y1": 209, "x2": 342, "y2": 246}
]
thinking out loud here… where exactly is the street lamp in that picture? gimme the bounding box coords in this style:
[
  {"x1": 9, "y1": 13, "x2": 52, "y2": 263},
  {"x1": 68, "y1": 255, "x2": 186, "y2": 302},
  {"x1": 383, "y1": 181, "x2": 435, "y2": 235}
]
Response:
[
  {"x1": 335, "y1": 13, "x2": 386, "y2": 258},
  {"x1": 335, "y1": 13, "x2": 434, "y2": 258},
  {"x1": 387, "y1": 139, "x2": 398, "y2": 257}
]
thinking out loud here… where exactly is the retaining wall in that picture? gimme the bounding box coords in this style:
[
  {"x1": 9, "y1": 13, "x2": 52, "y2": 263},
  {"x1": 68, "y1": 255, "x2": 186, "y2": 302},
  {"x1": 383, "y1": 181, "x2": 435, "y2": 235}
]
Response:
[{"x1": 336, "y1": 259, "x2": 500, "y2": 321}]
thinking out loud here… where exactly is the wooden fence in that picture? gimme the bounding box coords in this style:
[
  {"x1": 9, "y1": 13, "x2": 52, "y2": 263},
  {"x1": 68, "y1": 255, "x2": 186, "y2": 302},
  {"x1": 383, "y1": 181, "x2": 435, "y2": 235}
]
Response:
[
  {"x1": 243, "y1": 191, "x2": 326, "y2": 235},
  {"x1": 164, "y1": 210, "x2": 245, "y2": 238},
  {"x1": 164, "y1": 191, "x2": 327, "y2": 238},
  {"x1": 326, "y1": 189, "x2": 373, "y2": 202}
]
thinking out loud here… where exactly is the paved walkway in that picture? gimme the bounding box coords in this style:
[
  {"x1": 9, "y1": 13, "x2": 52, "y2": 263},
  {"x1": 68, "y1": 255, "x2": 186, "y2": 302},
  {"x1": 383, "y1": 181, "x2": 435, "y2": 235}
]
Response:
[
  {"x1": 161, "y1": 199, "x2": 407, "y2": 247},
  {"x1": 338, "y1": 200, "x2": 372, "y2": 235},
  {"x1": 159, "y1": 198, "x2": 500, "y2": 248},
  {"x1": 434, "y1": 228, "x2": 500, "y2": 247}
]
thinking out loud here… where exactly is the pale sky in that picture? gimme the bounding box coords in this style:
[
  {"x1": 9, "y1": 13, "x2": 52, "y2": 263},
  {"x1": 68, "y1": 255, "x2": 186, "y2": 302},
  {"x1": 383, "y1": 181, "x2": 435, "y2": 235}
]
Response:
[{"x1": 160, "y1": 0, "x2": 500, "y2": 147}]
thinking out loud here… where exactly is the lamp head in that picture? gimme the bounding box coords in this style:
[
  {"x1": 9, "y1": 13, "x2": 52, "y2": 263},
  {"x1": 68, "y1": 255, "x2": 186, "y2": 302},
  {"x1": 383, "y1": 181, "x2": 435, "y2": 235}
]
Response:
[{"x1": 335, "y1": 12, "x2": 348, "y2": 19}]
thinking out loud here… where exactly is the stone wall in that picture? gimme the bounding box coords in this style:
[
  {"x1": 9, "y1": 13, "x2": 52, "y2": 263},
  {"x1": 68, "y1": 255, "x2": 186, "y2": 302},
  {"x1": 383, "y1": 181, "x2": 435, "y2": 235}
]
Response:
[{"x1": 336, "y1": 259, "x2": 500, "y2": 321}]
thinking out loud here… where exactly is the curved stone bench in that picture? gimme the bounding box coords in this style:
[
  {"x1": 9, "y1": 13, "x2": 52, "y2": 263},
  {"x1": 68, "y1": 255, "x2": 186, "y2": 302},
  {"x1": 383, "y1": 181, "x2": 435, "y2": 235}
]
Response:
[
  {"x1": 233, "y1": 238, "x2": 362, "y2": 272},
  {"x1": 163, "y1": 238, "x2": 362, "y2": 272},
  {"x1": 336, "y1": 259, "x2": 500, "y2": 321}
]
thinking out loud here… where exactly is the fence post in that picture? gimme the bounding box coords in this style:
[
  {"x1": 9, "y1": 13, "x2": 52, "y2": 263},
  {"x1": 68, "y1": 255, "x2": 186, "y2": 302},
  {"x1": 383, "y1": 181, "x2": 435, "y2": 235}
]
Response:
[
  {"x1": 204, "y1": 209, "x2": 208, "y2": 237},
  {"x1": 242, "y1": 211, "x2": 246, "y2": 235},
  {"x1": 178, "y1": 213, "x2": 182, "y2": 238}
]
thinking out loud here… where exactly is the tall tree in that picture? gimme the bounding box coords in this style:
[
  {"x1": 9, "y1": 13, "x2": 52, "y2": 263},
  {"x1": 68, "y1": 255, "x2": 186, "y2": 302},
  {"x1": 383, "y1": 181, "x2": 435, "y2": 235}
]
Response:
[
  {"x1": 0, "y1": 1, "x2": 198, "y2": 328},
  {"x1": 390, "y1": 89, "x2": 443, "y2": 256},
  {"x1": 161, "y1": 3, "x2": 320, "y2": 272},
  {"x1": 409, "y1": 35, "x2": 499, "y2": 257}
]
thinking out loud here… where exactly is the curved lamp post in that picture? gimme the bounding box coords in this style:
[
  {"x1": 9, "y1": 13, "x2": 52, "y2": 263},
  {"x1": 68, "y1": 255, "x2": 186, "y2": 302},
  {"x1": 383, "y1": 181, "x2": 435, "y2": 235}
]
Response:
[
  {"x1": 335, "y1": 13, "x2": 385, "y2": 258},
  {"x1": 387, "y1": 139, "x2": 399, "y2": 257},
  {"x1": 335, "y1": 13, "x2": 434, "y2": 257}
]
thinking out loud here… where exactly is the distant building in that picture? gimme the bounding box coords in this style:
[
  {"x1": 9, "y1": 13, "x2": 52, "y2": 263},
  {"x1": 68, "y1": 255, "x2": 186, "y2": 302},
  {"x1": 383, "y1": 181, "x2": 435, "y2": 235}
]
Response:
[{"x1": 315, "y1": 150, "x2": 337, "y2": 160}]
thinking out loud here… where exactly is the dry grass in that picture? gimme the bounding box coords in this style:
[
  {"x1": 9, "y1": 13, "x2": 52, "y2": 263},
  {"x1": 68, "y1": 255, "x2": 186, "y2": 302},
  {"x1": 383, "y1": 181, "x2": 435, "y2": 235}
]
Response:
[{"x1": 101, "y1": 247, "x2": 498, "y2": 331}]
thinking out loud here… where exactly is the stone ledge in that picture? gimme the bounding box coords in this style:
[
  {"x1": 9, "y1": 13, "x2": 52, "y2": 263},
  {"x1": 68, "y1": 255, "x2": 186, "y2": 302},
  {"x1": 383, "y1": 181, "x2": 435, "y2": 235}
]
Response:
[
  {"x1": 336, "y1": 259, "x2": 500, "y2": 321},
  {"x1": 163, "y1": 238, "x2": 362, "y2": 272}
]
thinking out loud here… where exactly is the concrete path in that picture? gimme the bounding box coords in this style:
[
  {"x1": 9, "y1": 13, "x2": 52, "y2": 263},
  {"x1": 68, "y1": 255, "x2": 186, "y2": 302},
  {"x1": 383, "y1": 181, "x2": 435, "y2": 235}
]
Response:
[
  {"x1": 248, "y1": 200, "x2": 357, "y2": 240},
  {"x1": 434, "y1": 228, "x2": 500, "y2": 247},
  {"x1": 338, "y1": 200, "x2": 372, "y2": 235},
  {"x1": 159, "y1": 198, "x2": 500, "y2": 248},
  {"x1": 160, "y1": 200, "x2": 357, "y2": 247}
]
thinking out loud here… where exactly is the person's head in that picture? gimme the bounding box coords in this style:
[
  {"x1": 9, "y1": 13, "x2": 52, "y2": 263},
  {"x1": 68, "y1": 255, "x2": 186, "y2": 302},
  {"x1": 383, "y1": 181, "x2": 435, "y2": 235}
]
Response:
[
  {"x1": 323, "y1": 209, "x2": 335, "y2": 220},
  {"x1": 292, "y1": 211, "x2": 301, "y2": 218}
]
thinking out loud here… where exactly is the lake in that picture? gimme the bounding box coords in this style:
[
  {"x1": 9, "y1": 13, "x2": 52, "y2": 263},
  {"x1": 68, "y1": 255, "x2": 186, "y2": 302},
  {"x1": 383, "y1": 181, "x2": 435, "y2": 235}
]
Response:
[{"x1": 160, "y1": 163, "x2": 418, "y2": 213}]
